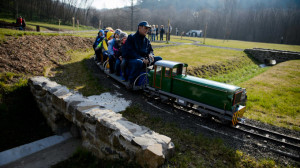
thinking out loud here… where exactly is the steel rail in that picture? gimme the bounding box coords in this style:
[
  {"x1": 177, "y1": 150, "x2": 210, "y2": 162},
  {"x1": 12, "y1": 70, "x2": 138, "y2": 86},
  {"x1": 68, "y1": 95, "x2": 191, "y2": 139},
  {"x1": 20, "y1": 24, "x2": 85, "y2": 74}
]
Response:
[{"x1": 235, "y1": 123, "x2": 300, "y2": 152}]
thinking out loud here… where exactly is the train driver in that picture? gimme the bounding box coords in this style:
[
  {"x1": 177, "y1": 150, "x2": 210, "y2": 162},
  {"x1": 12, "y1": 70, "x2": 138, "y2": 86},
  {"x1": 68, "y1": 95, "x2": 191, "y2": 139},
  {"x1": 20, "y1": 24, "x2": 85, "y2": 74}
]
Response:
[{"x1": 123, "y1": 21, "x2": 162, "y2": 89}]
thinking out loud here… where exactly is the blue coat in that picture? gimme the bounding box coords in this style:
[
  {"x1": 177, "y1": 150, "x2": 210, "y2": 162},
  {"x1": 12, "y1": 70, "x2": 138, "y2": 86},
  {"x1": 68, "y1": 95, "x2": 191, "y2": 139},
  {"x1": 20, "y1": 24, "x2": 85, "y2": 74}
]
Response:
[
  {"x1": 93, "y1": 36, "x2": 104, "y2": 50},
  {"x1": 123, "y1": 30, "x2": 153, "y2": 60},
  {"x1": 93, "y1": 30, "x2": 105, "y2": 50}
]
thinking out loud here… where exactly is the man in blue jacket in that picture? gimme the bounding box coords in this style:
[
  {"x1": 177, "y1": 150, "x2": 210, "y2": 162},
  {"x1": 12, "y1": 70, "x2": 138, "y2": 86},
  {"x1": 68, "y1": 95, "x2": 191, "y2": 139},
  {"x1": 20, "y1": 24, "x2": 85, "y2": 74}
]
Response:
[{"x1": 123, "y1": 21, "x2": 162, "y2": 89}]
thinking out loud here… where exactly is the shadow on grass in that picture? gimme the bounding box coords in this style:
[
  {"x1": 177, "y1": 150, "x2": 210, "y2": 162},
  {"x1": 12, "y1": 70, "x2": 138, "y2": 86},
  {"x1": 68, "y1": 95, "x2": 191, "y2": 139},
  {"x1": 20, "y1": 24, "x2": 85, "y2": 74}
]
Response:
[{"x1": 49, "y1": 57, "x2": 107, "y2": 97}]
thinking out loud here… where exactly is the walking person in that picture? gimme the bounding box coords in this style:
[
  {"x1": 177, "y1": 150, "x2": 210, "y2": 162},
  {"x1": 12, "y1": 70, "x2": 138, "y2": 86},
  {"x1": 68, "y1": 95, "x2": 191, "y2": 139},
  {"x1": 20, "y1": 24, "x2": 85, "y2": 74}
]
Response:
[{"x1": 16, "y1": 16, "x2": 23, "y2": 30}]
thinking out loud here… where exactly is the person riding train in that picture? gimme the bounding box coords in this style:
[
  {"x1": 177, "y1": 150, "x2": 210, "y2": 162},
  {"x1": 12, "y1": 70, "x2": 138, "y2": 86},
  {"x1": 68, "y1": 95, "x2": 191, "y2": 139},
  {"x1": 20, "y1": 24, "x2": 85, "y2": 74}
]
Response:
[
  {"x1": 114, "y1": 32, "x2": 128, "y2": 77},
  {"x1": 102, "y1": 31, "x2": 114, "y2": 64},
  {"x1": 95, "y1": 30, "x2": 114, "y2": 64},
  {"x1": 108, "y1": 29, "x2": 122, "y2": 73},
  {"x1": 123, "y1": 21, "x2": 162, "y2": 89},
  {"x1": 94, "y1": 30, "x2": 105, "y2": 62}
]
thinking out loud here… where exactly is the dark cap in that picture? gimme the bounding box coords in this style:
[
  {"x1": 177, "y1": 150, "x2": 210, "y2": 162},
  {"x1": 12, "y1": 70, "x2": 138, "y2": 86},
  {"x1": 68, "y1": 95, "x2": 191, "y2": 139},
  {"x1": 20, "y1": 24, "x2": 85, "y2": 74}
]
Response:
[{"x1": 138, "y1": 21, "x2": 151, "y2": 28}]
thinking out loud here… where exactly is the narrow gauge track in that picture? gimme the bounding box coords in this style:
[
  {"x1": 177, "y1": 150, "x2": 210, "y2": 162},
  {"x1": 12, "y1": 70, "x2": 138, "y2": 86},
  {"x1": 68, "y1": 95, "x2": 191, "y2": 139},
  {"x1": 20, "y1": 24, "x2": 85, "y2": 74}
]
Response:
[
  {"x1": 235, "y1": 123, "x2": 300, "y2": 160},
  {"x1": 236, "y1": 123, "x2": 300, "y2": 150},
  {"x1": 144, "y1": 92, "x2": 300, "y2": 160}
]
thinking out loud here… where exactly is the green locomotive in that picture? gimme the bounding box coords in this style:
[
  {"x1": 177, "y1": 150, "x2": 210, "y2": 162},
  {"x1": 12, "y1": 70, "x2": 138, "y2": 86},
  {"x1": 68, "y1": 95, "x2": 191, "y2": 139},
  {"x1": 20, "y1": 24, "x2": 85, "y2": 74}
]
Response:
[
  {"x1": 146, "y1": 60, "x2": 247, "y2": 125},
  {"x1": 97, "y1": 58, "x2": 246, "y2": 125}
]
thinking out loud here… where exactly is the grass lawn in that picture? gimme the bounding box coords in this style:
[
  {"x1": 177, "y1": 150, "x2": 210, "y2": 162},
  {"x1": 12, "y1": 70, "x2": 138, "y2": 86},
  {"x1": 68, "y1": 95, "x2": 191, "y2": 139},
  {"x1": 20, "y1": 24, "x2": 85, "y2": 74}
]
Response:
[
  {"x1": 205, "y1": 38, "x2": 300, "y2": 51},
  {"x1": 178, "y1": 36, "x2": 300, "y2": 52},
  {"x1": 71, "y1": 30, "x2": 98, "y2": 38},
  {"x1": 241, "y1": 60, "x2": 300, "y2": 131},
  {"x1": 155, "y1": 45, "x2": 246, "y2": 67},
  {"x1": 169, "y1": 37, "x2": 194, "y2": 43},
  {"x1": 151, "y1": 41, "x2": 173, "y2": 46}
]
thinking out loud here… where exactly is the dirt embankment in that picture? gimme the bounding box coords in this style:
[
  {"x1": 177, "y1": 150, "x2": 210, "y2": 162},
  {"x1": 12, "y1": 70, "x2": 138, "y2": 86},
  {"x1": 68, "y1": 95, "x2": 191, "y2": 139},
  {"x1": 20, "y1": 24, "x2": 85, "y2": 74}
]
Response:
[{"x1": 0, "y1": 35, "x2": 94, "y2": 75}]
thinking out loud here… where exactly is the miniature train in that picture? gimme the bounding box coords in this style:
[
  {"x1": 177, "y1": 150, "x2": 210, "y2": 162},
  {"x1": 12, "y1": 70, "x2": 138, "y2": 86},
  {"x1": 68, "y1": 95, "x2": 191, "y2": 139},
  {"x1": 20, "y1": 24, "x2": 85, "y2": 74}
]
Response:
[{"x1": 96, "y1": 57, "x2": 247, "y2": 126}]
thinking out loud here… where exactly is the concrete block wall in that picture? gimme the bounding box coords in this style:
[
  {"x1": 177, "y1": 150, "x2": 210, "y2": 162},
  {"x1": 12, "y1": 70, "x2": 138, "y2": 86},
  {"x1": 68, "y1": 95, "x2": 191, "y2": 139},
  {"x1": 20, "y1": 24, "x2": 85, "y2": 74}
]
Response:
[
  {"x1": 29, "y1": 76, "x2": 174, "y2": 168},
  {"x1": 244, "y1": 48, "x2": 300, "y2": 64}
]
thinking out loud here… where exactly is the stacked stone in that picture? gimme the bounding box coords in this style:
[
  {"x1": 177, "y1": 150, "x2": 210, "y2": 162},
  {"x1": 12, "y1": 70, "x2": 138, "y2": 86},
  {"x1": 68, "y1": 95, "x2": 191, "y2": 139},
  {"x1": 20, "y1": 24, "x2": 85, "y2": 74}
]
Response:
[
  {"x1": 29, "y1": 76, "x2": 175, "y2": 168},
  {"x1": 244, "y1": 48, "x2": 300, "y2": 64}
]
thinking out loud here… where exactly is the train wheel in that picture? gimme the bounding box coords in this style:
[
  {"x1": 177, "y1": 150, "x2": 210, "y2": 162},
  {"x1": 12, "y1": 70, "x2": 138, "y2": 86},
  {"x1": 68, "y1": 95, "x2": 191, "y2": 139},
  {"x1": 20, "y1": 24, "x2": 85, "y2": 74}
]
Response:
[{"x1": 103, "y1": 60, "x2": 109, "y2": 71}]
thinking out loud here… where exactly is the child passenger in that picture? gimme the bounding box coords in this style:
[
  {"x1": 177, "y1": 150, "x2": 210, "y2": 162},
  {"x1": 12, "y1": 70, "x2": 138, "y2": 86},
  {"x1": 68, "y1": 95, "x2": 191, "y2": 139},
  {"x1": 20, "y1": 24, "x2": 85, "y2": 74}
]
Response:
[
  {"x1": 113, "y1": 32, "x2": 128, "y2": 77},
  {"x1": 108, "y1": 29, "x2": 121, "y2": 73},
  {"x1": 96, "y1": 31, "x2": 114, "y2": 64},
  {"x1": 93, "y1": 30, "x2": 105, "y2": 62}
]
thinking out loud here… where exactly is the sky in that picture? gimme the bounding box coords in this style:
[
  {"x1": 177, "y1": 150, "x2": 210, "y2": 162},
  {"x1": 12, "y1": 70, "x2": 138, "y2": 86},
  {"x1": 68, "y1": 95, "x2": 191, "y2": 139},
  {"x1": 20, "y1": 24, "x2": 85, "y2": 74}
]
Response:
[{"x1": 91, "y1": 0, "x2": 137, "y2": 10}]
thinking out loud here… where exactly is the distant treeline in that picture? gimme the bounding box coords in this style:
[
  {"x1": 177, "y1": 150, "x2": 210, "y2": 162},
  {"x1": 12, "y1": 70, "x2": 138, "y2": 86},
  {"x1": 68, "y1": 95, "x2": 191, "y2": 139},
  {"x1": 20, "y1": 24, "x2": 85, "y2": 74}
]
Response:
[
  {"x1": 0, "y1": 0, "x2": 94, "y2": 26},
  {"x1": 1, "y1": 0, "x2": 299, "y2": 44},
  {"x1": 134, "y1": 0, "x2": 300, "y2": 45}
]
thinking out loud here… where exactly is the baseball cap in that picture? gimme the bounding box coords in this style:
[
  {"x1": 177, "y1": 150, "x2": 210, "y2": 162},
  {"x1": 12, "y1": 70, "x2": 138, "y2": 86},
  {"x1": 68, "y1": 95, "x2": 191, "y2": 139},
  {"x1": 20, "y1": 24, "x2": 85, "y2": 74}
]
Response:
[{"x1": 138, "y1": 21, "x2": 151, "y2": 28}]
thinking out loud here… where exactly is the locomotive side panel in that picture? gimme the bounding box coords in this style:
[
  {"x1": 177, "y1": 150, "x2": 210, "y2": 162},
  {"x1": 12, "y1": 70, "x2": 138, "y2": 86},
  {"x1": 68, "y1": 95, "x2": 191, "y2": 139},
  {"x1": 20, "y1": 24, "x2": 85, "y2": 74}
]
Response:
[{"x1": 171, "y1": 76, "x2": 235, "y2": 111}]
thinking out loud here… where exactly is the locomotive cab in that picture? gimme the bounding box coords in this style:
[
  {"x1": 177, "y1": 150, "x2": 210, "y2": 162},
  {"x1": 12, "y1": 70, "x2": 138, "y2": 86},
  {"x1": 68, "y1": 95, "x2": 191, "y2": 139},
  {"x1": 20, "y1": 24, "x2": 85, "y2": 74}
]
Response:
[{"x1": 149, "y1": 60, "x2": 188, "y2": 93}]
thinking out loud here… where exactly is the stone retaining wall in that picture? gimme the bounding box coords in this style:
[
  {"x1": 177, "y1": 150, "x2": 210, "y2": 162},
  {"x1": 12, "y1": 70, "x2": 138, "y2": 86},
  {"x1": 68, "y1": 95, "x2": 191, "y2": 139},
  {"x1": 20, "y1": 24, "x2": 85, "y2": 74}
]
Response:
[
  {"x1": 244, "y1": 48, "x2": 300, "y2": 64},
  {"x1": 29, "y1": 76, "x2": 174, "y2": 168}
]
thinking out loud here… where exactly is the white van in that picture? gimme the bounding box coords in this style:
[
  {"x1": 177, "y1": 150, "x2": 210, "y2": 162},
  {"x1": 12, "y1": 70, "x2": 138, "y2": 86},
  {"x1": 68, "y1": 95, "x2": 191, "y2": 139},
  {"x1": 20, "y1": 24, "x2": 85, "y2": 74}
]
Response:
[{"x1": 186, "y1": 30, "x2": 202, "y2": 37}]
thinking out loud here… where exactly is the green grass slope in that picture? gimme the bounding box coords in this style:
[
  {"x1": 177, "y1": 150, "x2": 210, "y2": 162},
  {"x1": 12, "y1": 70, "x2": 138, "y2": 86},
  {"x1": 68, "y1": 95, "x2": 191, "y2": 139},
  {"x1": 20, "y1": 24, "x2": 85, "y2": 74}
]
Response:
[{"x1": 241, "y1": 60, "x2": 300, "y2": 131}]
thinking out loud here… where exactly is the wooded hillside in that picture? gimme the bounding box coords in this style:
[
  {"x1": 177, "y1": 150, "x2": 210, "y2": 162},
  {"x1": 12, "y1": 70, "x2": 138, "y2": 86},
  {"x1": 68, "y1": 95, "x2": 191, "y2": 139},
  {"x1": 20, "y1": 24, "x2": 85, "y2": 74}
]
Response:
[{"x1": 1, "y1": 0, "x2": 299, "y2": 44}]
